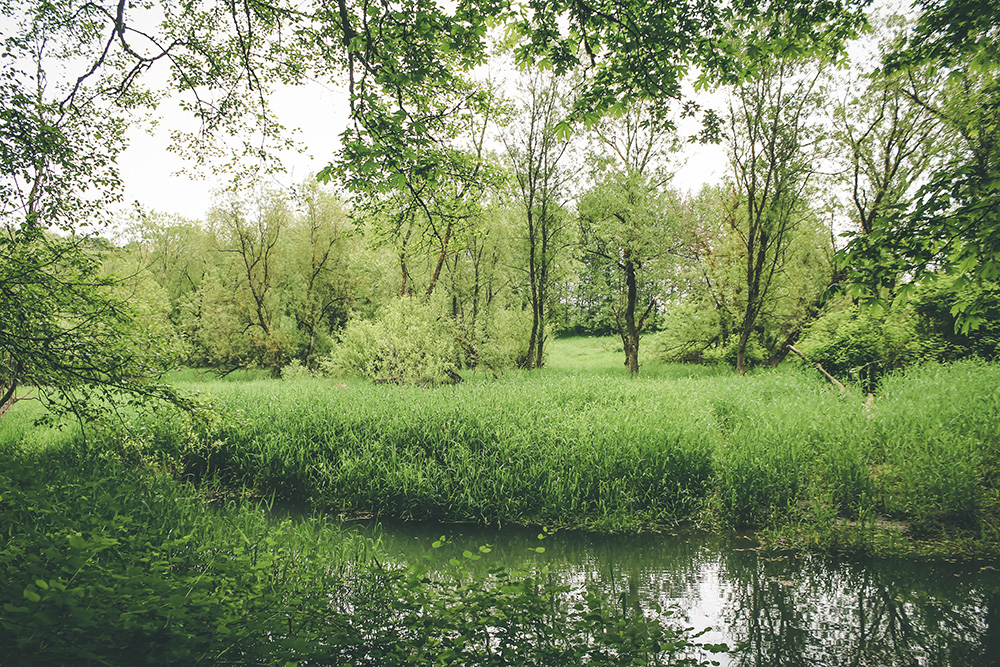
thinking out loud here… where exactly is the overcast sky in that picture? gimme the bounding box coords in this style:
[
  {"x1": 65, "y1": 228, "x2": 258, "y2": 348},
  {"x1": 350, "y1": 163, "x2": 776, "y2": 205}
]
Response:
[{"x1": 117, "y1": 69, "x2": 729, "y2": 222}]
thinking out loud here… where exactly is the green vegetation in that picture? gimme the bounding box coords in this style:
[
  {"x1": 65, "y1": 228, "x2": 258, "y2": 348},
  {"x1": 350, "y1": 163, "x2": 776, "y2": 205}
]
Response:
[
  {"x1": 47, "y1": 338, "x2": 996, "y2": 556},
  {"x1": 3, "y1": 0, "x2": 997, "y2": 661},
  {"x1": 3, "y1": 336, "x2": 996, "y2": 660},
  {"x1": 0, "y1": 405, "x2": 728, "y2": 665}
]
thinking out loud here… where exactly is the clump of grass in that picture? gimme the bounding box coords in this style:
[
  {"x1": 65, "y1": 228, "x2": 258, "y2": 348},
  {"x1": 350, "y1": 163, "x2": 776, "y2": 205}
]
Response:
[{"x1": 867, "y1": 361, "x2": 1000, "y2": 535}]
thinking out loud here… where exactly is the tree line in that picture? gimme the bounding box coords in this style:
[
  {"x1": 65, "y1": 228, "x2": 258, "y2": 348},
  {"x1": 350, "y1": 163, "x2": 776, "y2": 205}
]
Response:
[{"x1": 1, "y1": 0, "x2": 997, "y2": 416}]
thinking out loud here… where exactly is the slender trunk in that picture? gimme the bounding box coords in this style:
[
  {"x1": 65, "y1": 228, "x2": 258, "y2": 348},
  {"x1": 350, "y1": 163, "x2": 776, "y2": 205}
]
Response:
[
  {"x1": 534, "y1": 290, "x2": 545, "y2": 369},
  {"x1": 526, "y1": 209, "x2": 540, "y2": 369},
  {"x1": 623, "y1": 254, "x2": 640, "y2": 375},
  {"x1": 399, "y1": 254, "x2": 410, "y2": 297},
  {"x1": 737, "y1": 230, "x2": 769, "y2": 375},
  {"x1": 527, "y1": 305, "x2": 539, "y2": 369},
  {"x1": 425, "y1": 220, "x2": 453, "y2": 300},
  {"x1": 0, "y1": 380, "x2": 17, "y2": 420}
]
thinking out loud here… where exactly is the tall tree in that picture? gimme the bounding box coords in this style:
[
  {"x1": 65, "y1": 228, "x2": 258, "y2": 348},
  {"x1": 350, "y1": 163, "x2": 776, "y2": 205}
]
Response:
[
  {"x1": 280, "y1": 183, "x2": 355, "y2": 366},
  {"x1": 503, "y1": 71, "x2": 577, "y2": 369},
  {"x1": 578, "y1": 106, "x2": 681, "y2": 375},
  {"x1": 834, "y1": 61, "x2": 944, "y2": 236},
  {"x1": 725, "y1": 56, "x2": 825, "y2": 373}
]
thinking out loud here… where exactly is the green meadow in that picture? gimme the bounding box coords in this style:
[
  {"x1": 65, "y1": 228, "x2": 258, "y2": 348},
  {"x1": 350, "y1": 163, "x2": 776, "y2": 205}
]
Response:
[{"x1": 123, "y1": 338, "x2": 1000, "y2": 551}]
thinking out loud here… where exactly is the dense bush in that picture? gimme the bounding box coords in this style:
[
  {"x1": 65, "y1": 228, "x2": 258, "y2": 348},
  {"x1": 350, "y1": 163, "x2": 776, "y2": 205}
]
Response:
[
  {"x1": 797, "y1": 280, "x2": 1000, "y2": 391},
  {"x1": 322, "y1": 296, "x2": 461, "y2": 385},
  {"x1": 794, "y1": 298, "x2": 917, "y2": 391},
  {"x1": 911, "y1": 277, "x2": 1000, "y2": 363}
]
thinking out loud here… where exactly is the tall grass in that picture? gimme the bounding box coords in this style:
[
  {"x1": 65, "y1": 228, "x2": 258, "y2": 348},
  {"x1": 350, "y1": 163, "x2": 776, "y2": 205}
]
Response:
[
  {"x1": 138, "y1": 373, "x2": 720, "y2": 529},
  {"x1": 101, "y1": 338, "x2": 1000, "y2": 549},
  {"x1": 8, "y1": 338, "x2": 999, "y2": 551},
  {"x1": 0, "y1": 424, "x2": 722, "y2": 665}
]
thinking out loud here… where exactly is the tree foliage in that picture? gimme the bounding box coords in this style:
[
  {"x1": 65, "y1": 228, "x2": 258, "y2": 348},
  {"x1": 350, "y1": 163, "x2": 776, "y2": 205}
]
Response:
[
  {"x1": 503, "y1": 70, "x2": 577, "y2": 368},
  {"x1": 725, "y1": 56, "x2": 827, "y2": 373},
  {"x1": 841, "y1": 0, "x2": 1000, "y2": 330}
]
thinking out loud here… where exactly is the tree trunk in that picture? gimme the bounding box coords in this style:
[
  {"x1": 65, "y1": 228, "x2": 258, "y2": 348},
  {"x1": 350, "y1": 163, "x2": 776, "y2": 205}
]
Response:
[
  {"x1": 0, "y1": 380, "x2": 17, "y2": 420},
  {"x1": 425, "y1": 220, "x2": 453, "y2": 299},
  {"x1": 534, "y1": 277, "x2": 546, "y2": 369},
  {"x1": 622, "y1": 254, "x2": 640, "y2": 375}
]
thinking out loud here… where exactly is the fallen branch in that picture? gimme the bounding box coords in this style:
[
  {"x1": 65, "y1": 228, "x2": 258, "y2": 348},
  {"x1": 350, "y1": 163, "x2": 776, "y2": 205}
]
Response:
[{"x1": 786, "y1": 345, "x2": 849, "y2": 394}]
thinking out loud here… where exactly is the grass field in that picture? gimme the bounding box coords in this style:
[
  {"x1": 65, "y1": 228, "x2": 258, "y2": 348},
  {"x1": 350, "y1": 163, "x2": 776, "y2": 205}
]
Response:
[
  {"x1": 4, "y1": 337, "x2": 999, "y2": 552},
  {"x1": 48, "y1": 337, "x2": 989, "y2": 554}
]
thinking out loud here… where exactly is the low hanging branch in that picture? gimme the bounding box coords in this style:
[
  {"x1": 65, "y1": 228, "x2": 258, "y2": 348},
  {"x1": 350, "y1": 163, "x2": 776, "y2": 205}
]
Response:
[{"x1": 786, "y1": 345, "x2": 849, "y2": 394}]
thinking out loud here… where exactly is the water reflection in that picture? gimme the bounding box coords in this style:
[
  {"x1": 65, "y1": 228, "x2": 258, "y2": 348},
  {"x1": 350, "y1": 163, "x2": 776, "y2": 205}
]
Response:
[{"x1": 348, "y1": 521, "x2": 1000, "y2": 667}]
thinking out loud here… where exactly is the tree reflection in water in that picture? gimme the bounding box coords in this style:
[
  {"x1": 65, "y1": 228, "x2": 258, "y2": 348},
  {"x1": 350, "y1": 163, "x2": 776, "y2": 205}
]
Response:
[{"x1": 357, "y1": 521, "x2": 1000, "y2": 666}]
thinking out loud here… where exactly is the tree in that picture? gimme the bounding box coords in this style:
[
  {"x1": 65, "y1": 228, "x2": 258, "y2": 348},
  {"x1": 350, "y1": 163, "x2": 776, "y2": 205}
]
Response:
[
  {"x1": 578, "y1": 107, "x2": 682, "y2": 374},
  {"x1": 842, "y1": 0, "x2": 1000, "y2": 330},
  {"x1": 280, "y1": 183, "x2": 355, "y2": 366},
  {"x1": 0, "y1": 0, "x2": 325, "y2": 419},
  {"x1": 725, "y1": 56, "x2": 826, "y2": 373},
  {"x1": 833, "y1": 45, "x2": 944, "y2": 236},
  {"x1": 503, "y1": 71, "x2": 577, "y2": 369}
]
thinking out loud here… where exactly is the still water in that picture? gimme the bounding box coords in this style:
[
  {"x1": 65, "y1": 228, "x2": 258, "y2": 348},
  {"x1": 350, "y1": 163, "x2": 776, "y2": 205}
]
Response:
[{"x1": 346, "y1": 520, "x2": 1000, "y2": 667}]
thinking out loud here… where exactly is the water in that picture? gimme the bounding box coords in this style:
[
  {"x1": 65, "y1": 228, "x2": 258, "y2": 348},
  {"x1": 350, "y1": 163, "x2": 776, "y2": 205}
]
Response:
[{"x1": 345, "y1": 520, "x2": 1000, "y2": 667}]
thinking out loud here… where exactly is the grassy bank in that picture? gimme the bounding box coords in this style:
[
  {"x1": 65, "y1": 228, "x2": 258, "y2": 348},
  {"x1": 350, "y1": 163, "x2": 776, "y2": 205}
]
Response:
[
  {"x1": 3, "y1": 338, "x2": 998, "y2": 660},
  {"x1": 111, "y1": 339, "x2": 1000, "y2": 556},
  {"x1": 0, "y1": 422, "x2": 721, "y2": 665}
]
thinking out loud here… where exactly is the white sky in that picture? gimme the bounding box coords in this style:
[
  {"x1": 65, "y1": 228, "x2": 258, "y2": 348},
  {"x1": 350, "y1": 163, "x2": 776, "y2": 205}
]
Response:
[
  {"x1": 117, "y1": 69, "x2": 728, "y2": 222},
  {"x1": 118, "y1": 78, "x2": 353, "y2": 221}
]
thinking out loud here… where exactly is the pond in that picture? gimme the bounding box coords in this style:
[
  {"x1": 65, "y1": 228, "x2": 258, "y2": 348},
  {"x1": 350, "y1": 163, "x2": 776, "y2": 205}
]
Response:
[{"x1": 346, "y1": 520, "x2": 1000, "y2": 667}]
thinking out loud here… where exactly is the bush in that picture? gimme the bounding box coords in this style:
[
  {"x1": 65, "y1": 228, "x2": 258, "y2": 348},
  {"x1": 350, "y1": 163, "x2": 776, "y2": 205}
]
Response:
[
  {"x1": 702, "y1": 336, "x2": 767, "y2": 369},
  {"x1": 798, "y1": 280, "x2": 1000, "y2": 392},
  {"x1": 280, "y1": 359, "x2": 315, "y2": 380},
  {"x1": 796, "y1": 299, "x2": 917, "y2": 391},
  {"x1": 471, "y1": 307, "x2": 534, "y2": 373},
  {"x1": 322, "y1": 296, "x2": 460, "y2": 385}
]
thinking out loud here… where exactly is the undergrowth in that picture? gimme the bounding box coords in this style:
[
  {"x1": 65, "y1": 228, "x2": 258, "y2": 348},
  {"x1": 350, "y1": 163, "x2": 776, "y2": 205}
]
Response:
[{"x1": 0, "y1": 436, "x2": 726, "y2": 665}]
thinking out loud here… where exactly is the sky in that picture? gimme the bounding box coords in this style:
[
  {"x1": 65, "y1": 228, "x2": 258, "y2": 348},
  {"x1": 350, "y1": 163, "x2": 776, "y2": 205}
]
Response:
[
  {"x1": 117, "y1": 78, "x2": 353, "y2": 221},
  {"x1": 117, "y1": 69, "x2": 729, "y2": 222}
]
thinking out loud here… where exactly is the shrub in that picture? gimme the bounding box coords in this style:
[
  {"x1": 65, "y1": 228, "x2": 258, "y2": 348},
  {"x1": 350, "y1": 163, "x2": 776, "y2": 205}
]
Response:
[
  {"x1": 280, "y1": 358, "x2": 315, "y2": 380},
  {"x1": 795, "y1": 299, "x2": 917, "y2": 391},
  {"x1": 471, "y1": 307, "x2": 534, "y2": 373},
  {"x1": 322, "y1": 296, "x2": 460, "y2": 385}
]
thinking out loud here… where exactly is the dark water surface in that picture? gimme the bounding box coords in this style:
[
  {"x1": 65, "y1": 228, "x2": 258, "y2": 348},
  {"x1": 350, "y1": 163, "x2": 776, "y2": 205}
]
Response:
[{"x1": 343, "y1": 520, "x2": 1000, "y2": 667}]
